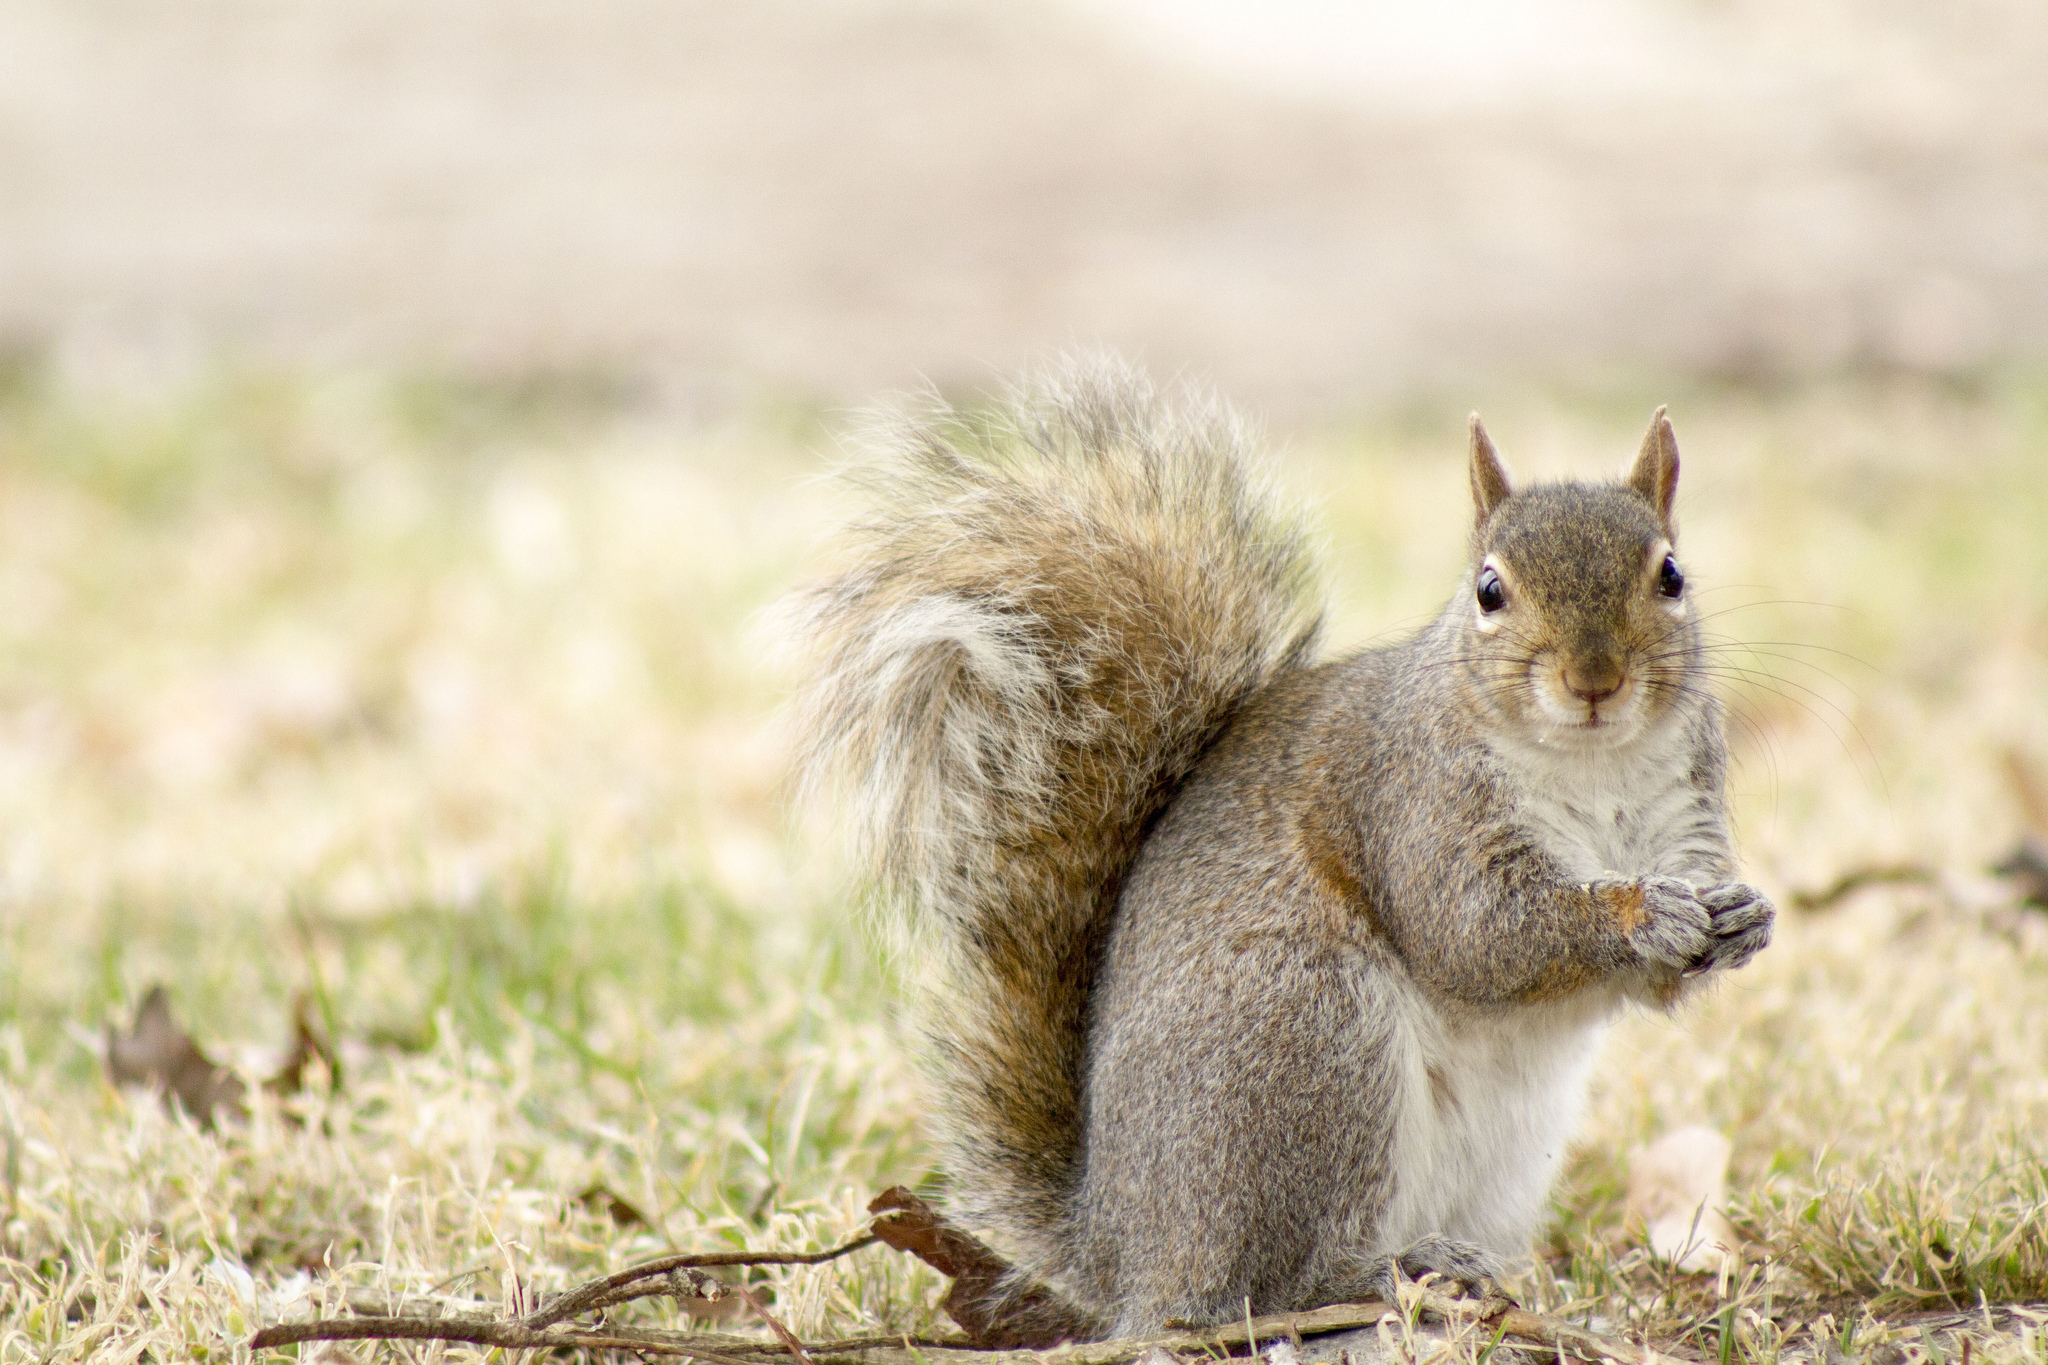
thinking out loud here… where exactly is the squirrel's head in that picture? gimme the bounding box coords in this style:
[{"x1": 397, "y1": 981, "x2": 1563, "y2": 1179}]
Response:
[{"x1": 1453, "y1": 409, "x2": 1698, "y2": 750}]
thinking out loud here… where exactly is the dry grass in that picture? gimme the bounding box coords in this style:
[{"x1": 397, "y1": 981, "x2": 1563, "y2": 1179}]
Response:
[{"x1": 0, "y1": 363, "x2": 2045, "y2": 1363}]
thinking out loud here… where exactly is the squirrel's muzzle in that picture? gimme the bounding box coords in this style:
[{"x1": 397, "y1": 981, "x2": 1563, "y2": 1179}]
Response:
[{"x1": 1561, "y1": 651, "x2": 1626, "y2": 705}]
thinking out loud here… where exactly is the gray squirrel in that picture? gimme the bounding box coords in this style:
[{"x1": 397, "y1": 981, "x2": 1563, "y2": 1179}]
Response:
[{"x1": 781, "y1": 358, "x2": 1773, "y2": 1339}]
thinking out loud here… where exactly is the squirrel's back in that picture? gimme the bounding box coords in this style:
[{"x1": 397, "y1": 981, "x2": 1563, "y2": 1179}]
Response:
[{"x1": 780, "y1": 358, "x2": 1324, "y2": 1294}]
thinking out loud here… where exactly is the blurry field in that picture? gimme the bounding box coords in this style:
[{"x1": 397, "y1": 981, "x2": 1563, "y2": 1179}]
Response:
[{"x1": 0, "y1": 363, "x2": 2045, "y2": 1362}]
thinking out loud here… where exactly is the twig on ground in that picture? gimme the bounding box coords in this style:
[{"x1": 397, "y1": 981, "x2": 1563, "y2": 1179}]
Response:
[
  {"x1": 1788, "y1": 864, "x2": 1937, "y2": 912},
  {"x1": 1413, "y1": 1286, "x2": 1669, "y2": 1365},
  {"x1": 251, "y1": 1294, "x2": 1668, "y2": 1365},
  {"x1": 249, "y1": 1234, "x2": 878, "y2": 1354},
  {"x1": 247, "y1": 1314, "x2": 770, "y2": 1361},
  {"x1": 740, "y1": 1281, "x2": 819, "y2": 1365},
  {"x1": 519, "y1": 1234, "x2": 879, "y2": 1330},
  {"x1": 248, "y1": 1201, "x2": 1676, "y2": 1365}
]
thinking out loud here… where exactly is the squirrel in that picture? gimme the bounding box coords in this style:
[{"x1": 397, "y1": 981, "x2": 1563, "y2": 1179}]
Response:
[{"x1": 780, "y1": 357, "x2": 1774, "y2": 1340}]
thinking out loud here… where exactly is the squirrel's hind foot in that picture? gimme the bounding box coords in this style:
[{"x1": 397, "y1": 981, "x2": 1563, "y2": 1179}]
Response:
[{"x1": 1353, "y1": 1235, "x2": 1504, "y2": 1305}]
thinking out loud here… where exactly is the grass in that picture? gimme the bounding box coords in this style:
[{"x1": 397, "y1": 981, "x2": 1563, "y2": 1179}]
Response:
[{"x1": 0, "y1": 363, "x2": 2046, "y2": 1363}]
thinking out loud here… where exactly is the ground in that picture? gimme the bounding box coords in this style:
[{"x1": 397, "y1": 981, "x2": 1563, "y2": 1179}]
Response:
[{"x1": 0, "y1": 365, "x2": 2044, "y2": 1363}]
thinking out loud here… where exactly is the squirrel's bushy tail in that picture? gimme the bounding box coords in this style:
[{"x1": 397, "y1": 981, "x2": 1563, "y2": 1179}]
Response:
[{"x1": 780, "y1": 357, "x2": 1324, "y2": 1282}]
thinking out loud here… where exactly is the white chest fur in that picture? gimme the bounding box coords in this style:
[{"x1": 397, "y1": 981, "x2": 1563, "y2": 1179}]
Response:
[
  {"x1": 1362, "y1": 721, "x2": 1705, "y2": 1265},
  {"x1": 1493, "y1": 723, "x2": 1700, "y2": 879},
  {"x1": 1379, "y1": 988, "x2": 1613, "y2": 1258}
]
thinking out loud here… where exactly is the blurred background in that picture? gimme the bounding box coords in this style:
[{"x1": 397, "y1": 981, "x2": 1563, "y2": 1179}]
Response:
[
  {"x1": 9, "y1": 0, "x2": 2048, "y2": 411},
  {"x1": 4, "y1": 2, "x2": 2048, "y2": 1351}
]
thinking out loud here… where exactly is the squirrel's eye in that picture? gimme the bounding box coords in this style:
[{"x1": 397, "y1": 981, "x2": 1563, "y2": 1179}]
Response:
[
  {"x1": 1476, "y1": 568, "x2": 1506, "y2": 613},
  {"x1": 1657, "y1": 554, "x2": 1684, "y2": 598}
]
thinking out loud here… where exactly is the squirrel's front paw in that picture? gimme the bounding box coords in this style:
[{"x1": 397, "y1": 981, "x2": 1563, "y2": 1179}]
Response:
[
  {"x1": 1682, "y1": 882, "x2": 1775, "y2": 977},
  {"x1": 1614, "y1": 875, "x2": 1712, "y2": 972}
]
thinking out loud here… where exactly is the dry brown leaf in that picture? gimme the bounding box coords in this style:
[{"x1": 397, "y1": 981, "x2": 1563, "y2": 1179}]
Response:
[
  {"x1": 866, "y1": 1186, "x2": 1095, "y2": 1347},
  {"x1": 105, "y1": 985, "x2": 248, "y2": 1126},
  {"x1": 106, "y1": 984, "x2": 345, "y2": 1128},
  {"x1": 2002, "y1": 748, "x2": 2048, "y2": 838},
  {"x1": 266, "y1": 992, "x2": 342, "y2": 1098},
  {"x1": 1993, "y1": 839, "x2": 2048, "y2": 907},
  {"x1": 1624, "y1": 1126, "x2": 1737, "y2": 1274},
  {"x1": 576, "y1": 1181, "x2": 650, "y2": 1228},
  {"x1": 1993, "y1": 750, "x2": 2048, "y2": 906}
]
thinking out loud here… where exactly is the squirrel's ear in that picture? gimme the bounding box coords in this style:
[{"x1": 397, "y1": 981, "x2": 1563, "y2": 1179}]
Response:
[
  {"x1": 1629, "y1": 406, "x2": 1680, "y2": 532},
  {"x1": 1468, "y1": 414, "x2": 1512, "y2": 522}
]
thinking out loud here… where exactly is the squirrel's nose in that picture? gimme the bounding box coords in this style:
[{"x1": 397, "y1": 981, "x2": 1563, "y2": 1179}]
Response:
[{"x1": 1563, "y1": 657, "x2": 1625, "y2": 704}]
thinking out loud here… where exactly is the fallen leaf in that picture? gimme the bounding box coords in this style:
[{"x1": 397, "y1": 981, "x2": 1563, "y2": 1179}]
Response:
[
  {"x1": 1624, "y1": 1126, "x2": 1738, "y2": 1274},
  {"x1": 2003, "y1": 748, "x2": 2048, "y2": 838},
  {"x1": 867, "y1": 1185, "x2": 1096, "y2": 1347},
  {"x1": 105, "y1": 985, "x2": 248, "y2": 1126},
  {"x1": 1992, "y1": 839, "x2": 2048, "y2": 908},
  {"x1": 577, "y1": 1182, "x2": 649, "y2": 1228},
  {"x1": 266, "y1": 993, "x2": 342, "y2": 1098}
]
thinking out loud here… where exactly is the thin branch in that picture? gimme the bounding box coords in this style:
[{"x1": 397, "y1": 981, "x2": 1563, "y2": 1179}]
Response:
[
  {"x1": 248, "y1": 1203, "x2": 1676, "y2": 1365},
  {"x1": 252, "y1": 1289, "x2": 1676, "y2": 1365},
  {"x1": 253, "y1": 1235, "x2": 880, "y2": 1356},
  {"x1": 247, "y1": 1315, "x2": 767, "y2": 1362},
  {"x1": 740, "y1": 1281, "x2": 819, "y2": 1365},
  {"x1": 1413, "y1": 1288, "x2": 1673, "y2": 1365},
  {"x1": 521, "y1": 1234, "x2": 879, "y2": 1330},
  {"x1": 1788, "y1": 863, "x2": 1938, "y2": 912}
]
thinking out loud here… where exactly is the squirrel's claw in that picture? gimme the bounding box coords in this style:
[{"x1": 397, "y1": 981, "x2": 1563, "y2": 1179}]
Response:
[{"x1": 1682, "y1": 882, "x2": 1776, "y2": 977}]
